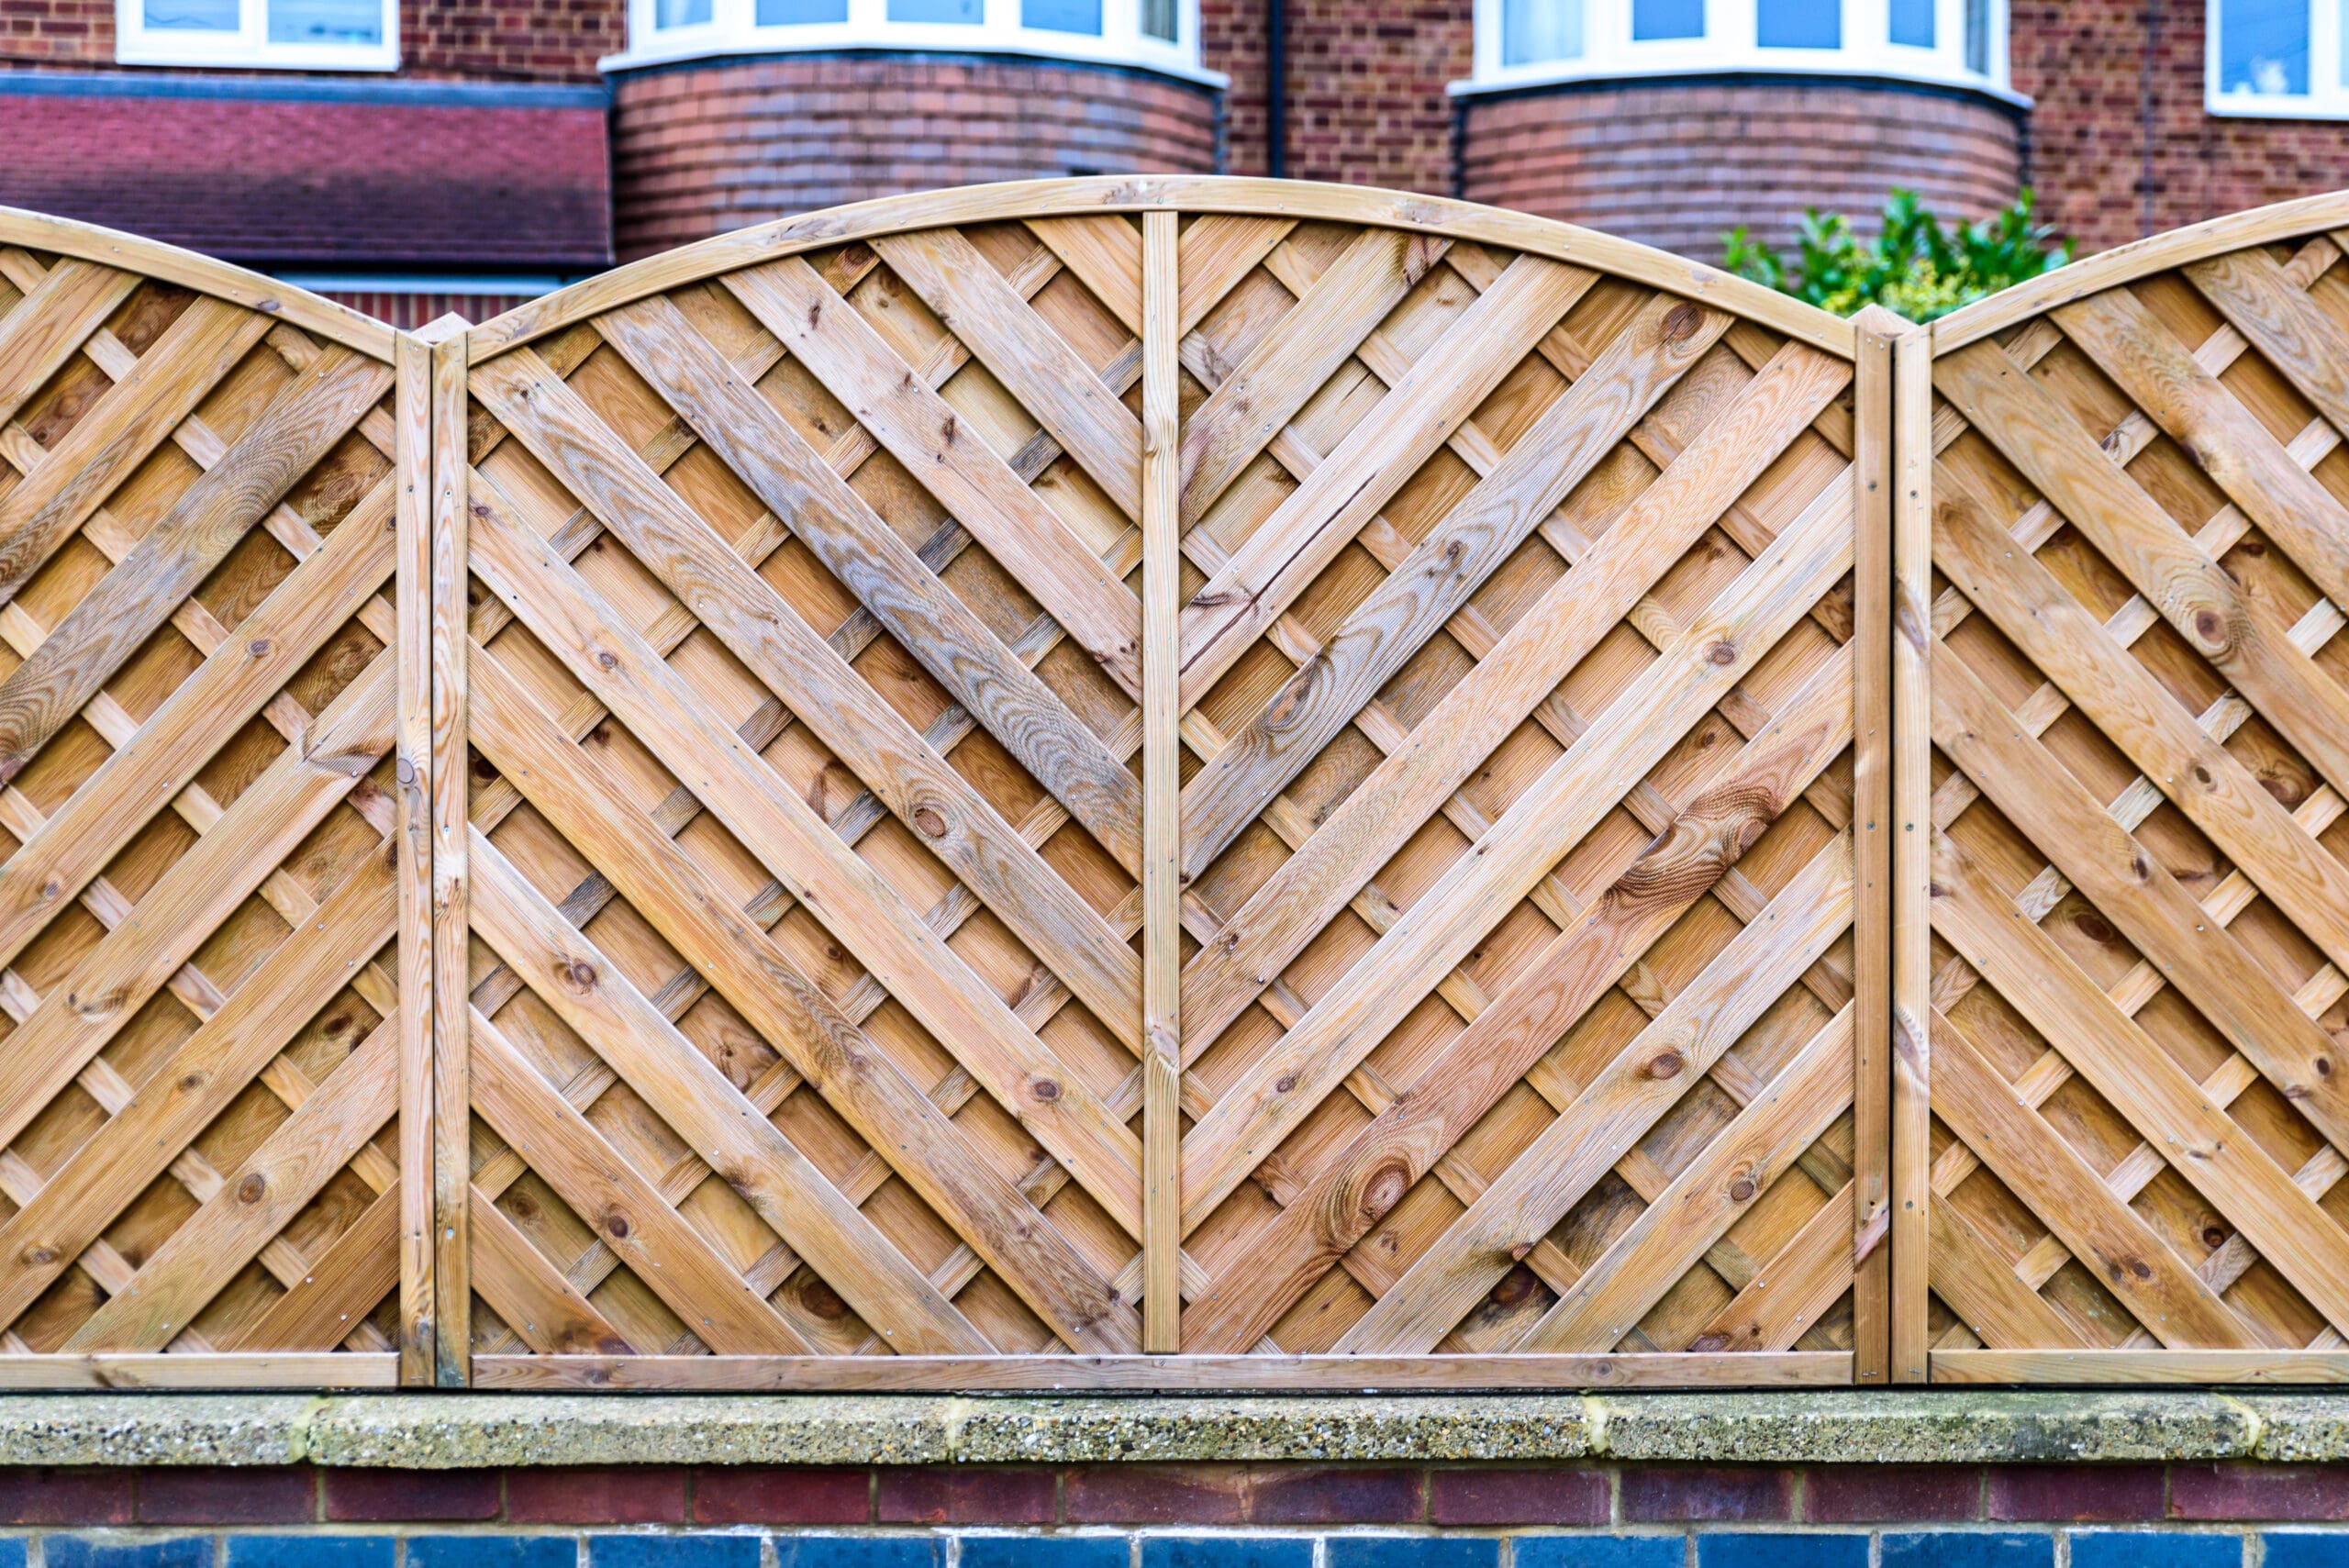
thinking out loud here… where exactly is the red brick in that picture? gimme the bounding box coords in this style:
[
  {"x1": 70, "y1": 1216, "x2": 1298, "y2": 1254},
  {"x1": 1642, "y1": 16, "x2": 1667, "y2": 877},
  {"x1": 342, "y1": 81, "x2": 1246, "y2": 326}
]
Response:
[
  {"x1": 507, "y1": 1467, "x2": 687, "y2": 1525},
  {"x1": 1247, "y1": 1467, "x2": 1424, "y2": 1525},
  {"x1": 1620, "y1": 1467, "x2": 1795, "y2": 1523},
  {"x1": 2169, "y1": 1462, "x2": 2349, "y2": 1521},
  {"x1": 1987, "y1": 1464, "x2": 2166, "y2": 1522},
  {"x1": 139, "y1": 1467, "x2": 316, "y2": 1525},
  {"x1": 0, "y1": 1469, "x2": 133, "y2": 1526},
  {"x1": 1430, "y1": 1467, "x2": 1609, "y2": 1526},
  {"x1": 693, "y1": 1468, "x2": 869, "y2": 1526},
  {"x1": 876, "y1": 1467, "x2": 1056, "y2": 1525},
  {"x1": 1063, "y1": 1464, "x2": 1247, "y2": 1525},
  {"x1": 1805, "y1": 1465, "x2": 1981, "y2": 1523},
  {"x1": 324, "y1": 1469, "x2": 501, "y2": 1522}
]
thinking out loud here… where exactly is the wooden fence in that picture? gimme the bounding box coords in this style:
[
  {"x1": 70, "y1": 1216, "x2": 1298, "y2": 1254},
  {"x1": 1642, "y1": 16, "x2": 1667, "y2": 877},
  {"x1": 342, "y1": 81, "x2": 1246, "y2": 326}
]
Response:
[{"x1": 0, "y1": 179, "x2": 2343, "y2": 1389}]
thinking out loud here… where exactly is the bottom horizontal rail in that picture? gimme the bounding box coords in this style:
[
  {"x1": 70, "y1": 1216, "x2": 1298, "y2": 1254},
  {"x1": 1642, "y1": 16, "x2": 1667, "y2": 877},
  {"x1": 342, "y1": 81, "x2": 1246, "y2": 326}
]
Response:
[
  {"x1": 471, "y1": 1353, "x2": 1854, "y2": 1391},
  {"x1": 1933, "y1": 1351, "x2": 2349, "y2": 1384},
  {"x1": 0, "y1": 1353, "x2": 398, "y2": 1389}
]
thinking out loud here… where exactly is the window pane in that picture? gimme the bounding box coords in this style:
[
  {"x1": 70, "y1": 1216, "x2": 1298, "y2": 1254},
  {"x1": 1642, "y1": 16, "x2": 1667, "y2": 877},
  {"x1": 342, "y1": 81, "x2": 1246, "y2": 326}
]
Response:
[
  {"x1": 1139, "y1": 0, "x2": 1174, "y2": 39},
  {"x1": 654, "y1": 0, "x2": 712, "y2": 26},
  {"x1": 2218, "y1": 0, "x2": 2310, "y2": 95},
  {"x1": 1889, "y1": 0, "x2": 1932, "y2": 47},
  {"x1": 142, "y1": 0, "x2": 237, "y2": 29},
  {"x1": 267, "y1": 0, "x2": 380, "y2": 42},
  {"x1": 1756, "y1": 0, "x2": 1838, "y2": 47},
  {"x1": 1025, "y1": 0, "x2": 1101, "y2": 32},
  {"x1": 757, "y1": 0, "x2": 847, "y2": 20},
  {"x1": 1631, "y1": 0, "x2": 1702, "y2": 40},
  {"x1": 1965, "y1": 0, "x2": 1988, "y2": 71},
  {"x1": 1505, "y1": 0, "x2": 1583, "y2": 62},
  {"x1": 889, "y1": 0, "x2": 982, "y2": 19}
]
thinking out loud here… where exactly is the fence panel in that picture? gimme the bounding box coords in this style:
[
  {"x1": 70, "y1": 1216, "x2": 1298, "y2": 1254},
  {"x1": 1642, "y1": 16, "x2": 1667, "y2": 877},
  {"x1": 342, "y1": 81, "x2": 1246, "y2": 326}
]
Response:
[
  {"x1": 0, "y1": 212, "x2": 414, "y2": 1386},
  {"x1": 1917, "y1": 195, "x2": 2349, "y2": 1384},
  {"x1": 438, "y1": 181, "x2": 1876, "y2": 1389}
]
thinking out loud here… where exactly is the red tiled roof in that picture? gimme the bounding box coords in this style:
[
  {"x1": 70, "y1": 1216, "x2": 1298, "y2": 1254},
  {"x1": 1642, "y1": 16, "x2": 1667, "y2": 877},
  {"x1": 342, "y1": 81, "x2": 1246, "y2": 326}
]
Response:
[{"x1": 0, "y1": 79, "x2": 612, "y2": 270}]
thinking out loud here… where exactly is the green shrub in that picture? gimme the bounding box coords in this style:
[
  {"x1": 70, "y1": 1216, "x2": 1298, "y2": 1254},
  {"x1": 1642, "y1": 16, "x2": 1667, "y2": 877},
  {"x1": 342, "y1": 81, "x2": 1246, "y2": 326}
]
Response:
[{"x1": 1720, "y1": 188, "x2": 2072, "y2": 321}]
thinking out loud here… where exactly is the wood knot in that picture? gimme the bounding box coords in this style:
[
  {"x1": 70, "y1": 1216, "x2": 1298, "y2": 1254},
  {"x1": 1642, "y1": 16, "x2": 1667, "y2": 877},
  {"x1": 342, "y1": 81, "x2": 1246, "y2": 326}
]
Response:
[
  {"x1": 1706, "y1": 640, "x2": 1738, "y2": 667},
  {"x1": 248, "y1": 639, "x2": 272, "y2": 658},
  {"x1": 912, "y1": 806, "x2": 949, "y2": 838},
  {"x1": 1360, "y1": 1160, "x2": 1411, "y2": 1222},
  {"x1": 2202, "y1": 1225, "x2": 2229, "y2": 1248},
  {"x1": 596, "y1": 649, "x2": 619, "y2": 670},
  {"x1": 2194, "y1": 609, "x2": 2226, "y2": 645},
  {"x1": 1274, "y1": 1073, "x2": 1297, "y2": 1094},
  {"x1": 1647, "y1": 1051, "x2": 1685, "y2": 1080},
  {"x1": 1728, "y1": 1176, "x2": 1758, "y2": 1203},
  {"x1": 1663, "y1": 303, "x2": 1704, "y2": 341},
  {"x1": 1687, "y1": 1332, "x2": 1731, "y2": 1352},
  {"x1": 2319, "y1": 1057, "x2": 2335, "y2": 1078},
  {"x1": 562, "y1": 960, "x2": 596, "y2": 990},
  {"x1": 237, "y1": 1173, "x2": 268, "y2": 1205},
  {"x1": 605, "y1": 1211, "x2": 631, "y2": 1240},
  {"x1": 1030, "y1": 1078, "x2": 1061, "y2": 1103}
]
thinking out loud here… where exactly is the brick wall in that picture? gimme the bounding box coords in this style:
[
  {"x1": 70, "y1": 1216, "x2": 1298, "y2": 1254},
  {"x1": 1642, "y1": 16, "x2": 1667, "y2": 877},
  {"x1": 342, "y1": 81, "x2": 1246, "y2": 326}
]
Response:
[
  {"x1": 0, "y1": 1462, "x2": 2340, "y2": 1567},
  {"x1": 1460, "y1": 78, "x2": 2023, "y2": 261},
  {"x1": 2013, "y1": 0, "x2": 2349, "y2": 251},
  {"x1": 0, "y1": 0, "x2": 618, "y2": 80},
  {"x1": 608, "y1": 54, "x2": 1220, "y2": 261},
  {"x1": 1207, "y1": 0, "x2": 1469, "y2": 190}
]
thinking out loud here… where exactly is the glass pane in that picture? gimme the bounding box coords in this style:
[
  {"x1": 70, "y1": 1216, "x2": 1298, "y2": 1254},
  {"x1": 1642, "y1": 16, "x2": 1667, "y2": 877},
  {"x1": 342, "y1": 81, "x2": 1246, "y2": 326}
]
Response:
[
  {"x1": 143, "y1": 0, "x2": 237, "y2": 27},
  {"x1": 1505, "y1": 0, "x2": 1583, "y2": 62},
  {"x1": 1756, "y1": 0, "x2": 1838, "y2": 47},
  {"x1": 1139, "y1": 0, "x2": 1174, "y2": 39},
  {"x1": 1889, "y1": 0, "x2": 1932, "y2": 47},
  {"x1": 655, "y1": 0, "x2": 712, "y2": 26},
  {"x1": 757, "y1": 0, "x2": 847, "y2": 20},
  {"x1": 1631, "y1": 0, "x2": 1702, "y2": 39},
  {"x1": 2217, "y1": 0, "x2": 2310, "y2": 95},
  {"x1": 1025, "y1": 0, "x2": 1101, "y2": 31},
  {"x1": 890, "y1": 0, "x2": 983, "y2": 20},
  {"x1": 267, "y1": 0, "x2": 380, "y2": 42},
  {"x1": 1965, "y1": 0, "x2": 1987, "y2": 71}
]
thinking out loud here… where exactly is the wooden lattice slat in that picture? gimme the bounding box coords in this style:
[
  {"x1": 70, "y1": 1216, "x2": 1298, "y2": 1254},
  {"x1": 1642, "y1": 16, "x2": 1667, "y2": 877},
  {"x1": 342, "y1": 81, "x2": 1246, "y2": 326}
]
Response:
[
  {"x1": 0, "y1": 211, "x2": 407, "y2": 1386},
  {"x1": 1918, "y1": 196, "x2": 2349, "y2": 1383}
]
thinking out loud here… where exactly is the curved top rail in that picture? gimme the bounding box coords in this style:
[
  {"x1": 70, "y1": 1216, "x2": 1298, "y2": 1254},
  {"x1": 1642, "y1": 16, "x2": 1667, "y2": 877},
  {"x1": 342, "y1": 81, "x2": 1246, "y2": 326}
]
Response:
[
  {"x1": 1933, "y1": 186, "x2": 2349, "y2": 351},
  {"x1": 0, "y1": 204, "x2": 396, "y2": 362},
  {"x1": 463, "y1": 175, "x2": 1857, "y2": 360}
]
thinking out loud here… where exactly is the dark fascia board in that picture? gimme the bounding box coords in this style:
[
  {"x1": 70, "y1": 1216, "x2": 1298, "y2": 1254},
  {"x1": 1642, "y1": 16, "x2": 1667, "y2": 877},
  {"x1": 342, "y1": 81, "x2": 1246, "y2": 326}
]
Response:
[{"x1": 0, "y1": 70, "x2": 609, "y2": 111}]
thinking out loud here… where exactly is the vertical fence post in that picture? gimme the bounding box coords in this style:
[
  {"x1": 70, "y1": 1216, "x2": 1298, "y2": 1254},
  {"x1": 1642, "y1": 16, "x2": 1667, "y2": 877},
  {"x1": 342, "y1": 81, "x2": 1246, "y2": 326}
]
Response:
[
  {"x1": 1889, "y1": 321, "x2": 1935, "y2": 1384},
  {"x1": 395, "y1": 328, "x2": 437, "y2": 1387},
  {"x1": 429, "y1": 327, "x2": 473, "y2": 1386},
  {"x1": 1850, "y1": 305, "x2": 1901, "y2": 1385},
  {"x1": 1141, "y1": 208, "x2": 1183, "y2": 1353}
]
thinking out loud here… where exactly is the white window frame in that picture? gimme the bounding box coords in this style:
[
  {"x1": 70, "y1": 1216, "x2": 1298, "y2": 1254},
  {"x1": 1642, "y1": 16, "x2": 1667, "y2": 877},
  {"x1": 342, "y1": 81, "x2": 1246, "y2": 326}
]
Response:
[
  {"x1": 2207, "y1": 0, "x2": 2349, "y2": 117},
  {"x1": 604, "y1": 0, "x2": 1218, "y2": 85},
  {"x1": 1458, "y1": 0, "x2": 2015, "y2": 99},
  {"x1": 116, "y1": 0, "x2": 397, "y2": 69}
]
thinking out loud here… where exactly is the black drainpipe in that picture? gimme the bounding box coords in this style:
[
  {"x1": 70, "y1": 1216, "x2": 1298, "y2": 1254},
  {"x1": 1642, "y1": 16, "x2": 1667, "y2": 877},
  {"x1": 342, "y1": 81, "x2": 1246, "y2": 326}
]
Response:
[{"x1": 1267, "y1": 0, "x2": 1286, "y2": 179}]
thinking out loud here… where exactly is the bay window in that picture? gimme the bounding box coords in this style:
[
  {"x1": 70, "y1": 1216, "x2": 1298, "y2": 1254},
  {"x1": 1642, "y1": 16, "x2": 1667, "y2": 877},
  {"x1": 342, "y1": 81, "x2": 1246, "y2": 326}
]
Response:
[
  {"x1": 612, "y1": 0, "x2": 1204, "y2": 80},
  {"x1": 2210, "y1": 0, "x2": 2349, "y2": 116}
]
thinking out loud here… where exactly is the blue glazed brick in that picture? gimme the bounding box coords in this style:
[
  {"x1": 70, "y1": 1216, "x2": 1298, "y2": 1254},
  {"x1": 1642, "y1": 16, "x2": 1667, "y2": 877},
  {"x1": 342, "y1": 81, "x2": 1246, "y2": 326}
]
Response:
[
  {"x1": 774, "y1": 1540, "x2": 944, "y2": 1568},
  {"x1": 2069, "y1": 1534, "x2": 2244, "y2": 1568},
  {"x1": 47, "y1": 1540, "x2": 210, "y2": 1568},
  {"x1": 1884, "y1": 1533, "x2": 2054, "y2": 1568},
  {"x1": 1142, "y1": 1540, "x2": 1311, "y2": 1568},
  {"x1": 226, "y1": 1540, "x2": 395, "y2": 1568},
  {"x1": 592, "y1": 1539, "x2": 759, "y2": 1568},
  {"x1": 1513, "y1": 1538, "x2": 1686, "y2": 1568},
  {"x1": 411, "y1": 1540, "x2": 579, "y2": 1568},
  {"x1": 2264, "y1": 1532, "x2": 2349, "y2": 1568},
  {"x1": 1697, "y1": 1533, "x2": 1868, "y2": 1568},
  {"x1": 962, "y1": 1540, "x2": 1125, "y2": 1568},
  {"x1": 1326, "y1": 1540, "x2": 1497, "y2": 1568}
]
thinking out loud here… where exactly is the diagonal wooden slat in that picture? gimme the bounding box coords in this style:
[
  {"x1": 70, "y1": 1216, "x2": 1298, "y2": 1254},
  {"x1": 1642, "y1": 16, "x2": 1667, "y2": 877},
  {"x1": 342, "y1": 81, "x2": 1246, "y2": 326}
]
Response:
[
  {"x1": 232, "y1": 1186, "x2": 401, "y2": 1353},
  {"x1": 468, "y1": 830, "x2": 993, "y2": 1355},
  {"x1": 1694, "y1": 1183, "x2": 1856, "y2": 1354},
  {"x1": 871, "y1": 227, "x2": 1146, "y2": 517},
  {"x1": 1177, "y1": 291, "x2": 1732, "y2": 880},
  {"x1": 589, "y1": 292, "x2": 1147, "y2": 880},
  {"x1": 723, "y1": 257, "x2": 1144, "y2": 699},
  {"x1": 1177, "y1": 342, "x2": 1853, "y2": 1054},
  {"x1": 1178, "y1": 465, "x2": 1857, "y2": 1230},
  {"x1": 466, "y1": 498, "x2": 1145, "y2": 1239},
  {"x1": 0, "y1": 260, "x2": 138, "y2": 431},
  {"x1": 470, "y1": 1186, "x2": 634, "y2": 1356},
  {"x1": 2184, "y1": 243, "x2": 2349, "y2": 443},
  {"x1": 467, "y1": 645, "x2": 1141, "y2": 1352},
  {"x1": 469, "y1": 340, "x2": 1141, "y2": 1034}
]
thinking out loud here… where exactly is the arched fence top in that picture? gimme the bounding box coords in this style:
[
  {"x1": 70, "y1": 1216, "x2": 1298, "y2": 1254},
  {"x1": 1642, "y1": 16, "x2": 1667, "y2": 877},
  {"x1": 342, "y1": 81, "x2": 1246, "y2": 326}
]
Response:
[
  {"x1": 1932, "y1": 185, "x2": 2349, "y2": 350},
  {"x1": 462, "y1": 176, "x2": 1860, "y2": 361},
  {"x1": 0, "y1": 205, "x2": 398, "y2": 363}
]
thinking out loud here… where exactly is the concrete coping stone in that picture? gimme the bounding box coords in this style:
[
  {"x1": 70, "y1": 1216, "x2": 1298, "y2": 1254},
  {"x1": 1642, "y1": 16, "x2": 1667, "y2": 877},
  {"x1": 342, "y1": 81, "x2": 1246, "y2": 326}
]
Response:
[{"x1": 0, "y1": 1391, "x2": 2336, "y2": 1468}]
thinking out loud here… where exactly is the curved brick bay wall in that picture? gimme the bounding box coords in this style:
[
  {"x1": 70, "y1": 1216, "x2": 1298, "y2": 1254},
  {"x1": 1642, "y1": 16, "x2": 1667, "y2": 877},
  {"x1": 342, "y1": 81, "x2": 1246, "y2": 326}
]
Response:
[
  {"x1": 609, "y1": 53, "x2": 1222, "y2": 260},
  {"x1": 1460, "y1": 76, "x2": 2022, "y2": 260}
]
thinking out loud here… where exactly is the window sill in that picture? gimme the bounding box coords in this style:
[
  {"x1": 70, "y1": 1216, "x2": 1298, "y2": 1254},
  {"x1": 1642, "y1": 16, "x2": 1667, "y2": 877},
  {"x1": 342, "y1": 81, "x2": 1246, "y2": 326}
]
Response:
[
  {"x1": 1447, "y1": 59, "x2": 2031, "y2": 109},
  {"x1": 597, "y1": 35, "x2": 1226, "y2": 87}
]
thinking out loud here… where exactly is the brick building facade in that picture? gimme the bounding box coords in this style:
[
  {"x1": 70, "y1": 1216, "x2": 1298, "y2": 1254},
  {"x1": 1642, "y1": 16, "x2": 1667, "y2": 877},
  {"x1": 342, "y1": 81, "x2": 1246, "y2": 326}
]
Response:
[{"x1": 5, "y1": 5, "x2": 2349, "y2": 328}]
